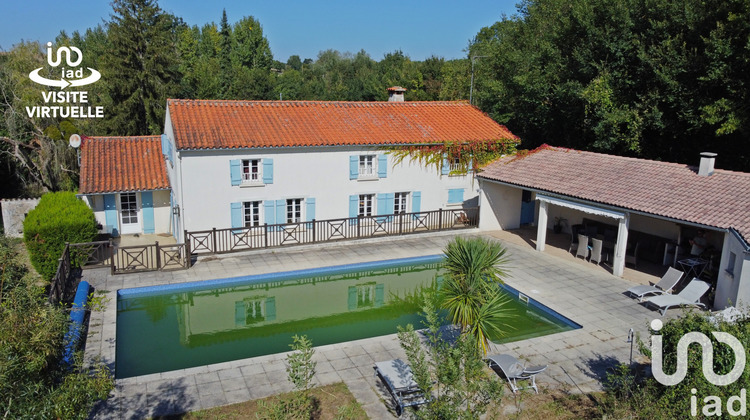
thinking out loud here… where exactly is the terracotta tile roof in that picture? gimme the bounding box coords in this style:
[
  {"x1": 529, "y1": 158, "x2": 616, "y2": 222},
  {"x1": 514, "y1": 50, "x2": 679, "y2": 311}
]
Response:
[
  {"x1": 167, "y1": 99, "x2": 519, "y2": 150},
  {"x1": 478, "y1": 145, "x2": 750, "y2": 243},
  {"x1": 79, "y1": 136, "x2": 170, "y2": 194}
]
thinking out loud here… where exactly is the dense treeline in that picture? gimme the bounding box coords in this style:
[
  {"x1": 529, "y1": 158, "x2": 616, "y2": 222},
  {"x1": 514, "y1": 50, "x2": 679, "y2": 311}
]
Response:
[
  {"x1": 1, "y1": 0, "x2": 748, "y2": 197},
  {"x1": 470, "y1": 0, "x2": 750, "y2": 171}
]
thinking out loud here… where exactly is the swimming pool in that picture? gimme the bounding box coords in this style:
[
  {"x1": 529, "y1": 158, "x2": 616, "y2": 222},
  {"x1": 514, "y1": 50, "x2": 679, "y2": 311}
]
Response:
[{"x1": 115, "y1": 255, "x2": 579, "y2": 378}]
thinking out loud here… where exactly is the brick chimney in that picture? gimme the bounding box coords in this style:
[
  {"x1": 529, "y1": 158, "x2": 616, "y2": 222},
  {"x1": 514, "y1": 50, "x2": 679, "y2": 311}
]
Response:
[
  {"x1": 387, "y1": 86, "x2": 406, "y2": 102},
  {"x1": 698, "y1": 152, "x2": 717, "y2": 176}
]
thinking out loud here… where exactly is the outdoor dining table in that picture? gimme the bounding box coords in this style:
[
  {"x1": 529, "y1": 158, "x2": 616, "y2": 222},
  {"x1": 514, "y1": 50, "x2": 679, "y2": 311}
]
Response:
[{"x1": 678, "y1": 257, "x2": 708, "y2": 280}]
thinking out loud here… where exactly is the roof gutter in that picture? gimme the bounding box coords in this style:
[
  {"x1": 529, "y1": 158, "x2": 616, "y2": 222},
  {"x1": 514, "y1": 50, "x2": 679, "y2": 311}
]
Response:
[
  {"x1": 729, "y1": 228, "x2": 750, "y2": 253},
  {"x1": 77, "y1": 188, "x2": 172, "y2": 197},
  {"x1": 174, "y1": 139, "x2": 518, "y2": 153},
  {"x1": 478, "y1": 176, "x2": 728, "y2": 233}
]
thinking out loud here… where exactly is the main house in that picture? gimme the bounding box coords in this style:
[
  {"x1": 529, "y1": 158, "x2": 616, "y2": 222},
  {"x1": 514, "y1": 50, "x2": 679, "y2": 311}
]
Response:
[
  {"x1": 476, "y1": 145, "x2": 750, "y2": 310},
  {"x1": 79, "y1": 90, "x2": 519, "y2": 243}
]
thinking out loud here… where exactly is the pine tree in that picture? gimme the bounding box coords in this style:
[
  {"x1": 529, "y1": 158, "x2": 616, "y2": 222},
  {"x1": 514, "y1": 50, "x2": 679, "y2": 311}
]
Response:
[
  {"x1": 219, "y1": 9, "x2": 232, "y2": 98},
  {"x1": 102, "y1": 0, "x2": 181, "y2": 135}
]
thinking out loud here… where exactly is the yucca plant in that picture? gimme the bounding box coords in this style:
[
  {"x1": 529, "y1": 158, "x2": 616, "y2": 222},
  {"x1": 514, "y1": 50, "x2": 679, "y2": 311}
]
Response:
[{"x1": 440, "y1": 236, "x2": 512, "y2": 355}]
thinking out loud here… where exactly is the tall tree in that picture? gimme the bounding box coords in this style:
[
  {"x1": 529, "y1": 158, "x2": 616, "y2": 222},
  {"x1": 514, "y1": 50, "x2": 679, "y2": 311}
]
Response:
[
  {"x1": 471, "y1": 0, "x2": 750, "y2": 171},
  {"x1": 218, "y1": 9, "x2": 232, "y2": 98},
  {"x1": 102, "y1": 0, "x2": 181, "y2": 135}
]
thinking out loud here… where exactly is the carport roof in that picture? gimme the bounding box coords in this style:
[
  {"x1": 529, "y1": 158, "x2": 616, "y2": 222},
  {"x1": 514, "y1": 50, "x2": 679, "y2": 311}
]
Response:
[{"x1": 478, "y1": 145, "x2": 750, "y2": 244}]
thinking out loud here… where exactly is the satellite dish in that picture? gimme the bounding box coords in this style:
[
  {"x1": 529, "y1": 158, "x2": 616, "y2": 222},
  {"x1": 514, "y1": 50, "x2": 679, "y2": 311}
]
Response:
[{"x1": 69, "y1": 134, "x2": 81, "y2": 148}]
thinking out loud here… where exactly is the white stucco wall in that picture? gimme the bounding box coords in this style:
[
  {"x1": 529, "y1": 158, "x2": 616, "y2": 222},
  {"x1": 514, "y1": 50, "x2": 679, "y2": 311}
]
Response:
[
  {"x1": 163, "y1": 105, "x2": 181, "y2": 239},
  {"x1": 714, "y1": 232, "x2": 750, "y2": 310},
  {"x1": 0, "y1": 198, "x2": 40, "y2": 238},
  {"x1": 171, "y1": 146, "x2": 476, "y2": 234},
  {"x1": 478, "y1": 180, "x2": 522, "y2": 231}
]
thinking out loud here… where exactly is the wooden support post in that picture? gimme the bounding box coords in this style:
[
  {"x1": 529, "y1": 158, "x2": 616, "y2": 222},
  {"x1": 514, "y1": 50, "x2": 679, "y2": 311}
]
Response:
[{"x1": 155, "y1": 241, "x2": 161, "y2": 270}]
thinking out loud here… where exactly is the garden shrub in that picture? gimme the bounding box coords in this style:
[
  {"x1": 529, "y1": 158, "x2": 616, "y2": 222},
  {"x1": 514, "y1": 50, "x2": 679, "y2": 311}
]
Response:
[
  {"x1": 23, "y1": 191, "x2": 98, "y2": 280},
  {"x1": 600, "y1": 311, "x2": 750, "y2": 419},
  {"x1": 0, "y1": 236, "x2": 113, "y2": 419}
]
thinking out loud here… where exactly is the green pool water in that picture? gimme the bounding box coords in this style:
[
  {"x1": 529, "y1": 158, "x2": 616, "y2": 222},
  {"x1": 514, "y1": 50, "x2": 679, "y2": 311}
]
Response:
[{"x1": 115, "y1": 257, "x2": 578, "y2": 378}]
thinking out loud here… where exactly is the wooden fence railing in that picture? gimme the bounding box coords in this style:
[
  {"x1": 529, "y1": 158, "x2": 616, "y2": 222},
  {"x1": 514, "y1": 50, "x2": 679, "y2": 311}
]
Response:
[
  {"x1": 49, "y1": 244, "x2": 73, "y2": 305},
  {"x1": 186, "y1": 207, "x2": 478, "y2": 256},
  {"x1": 110, "y1": 242, "x2": 190, "y2": 275}
]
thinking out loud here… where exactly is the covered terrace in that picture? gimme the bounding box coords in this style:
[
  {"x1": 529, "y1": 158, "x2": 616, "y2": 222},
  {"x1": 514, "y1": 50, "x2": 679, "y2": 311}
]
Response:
[{"x1": 478, "y1": 146, "x2": 750, "y2": 310}]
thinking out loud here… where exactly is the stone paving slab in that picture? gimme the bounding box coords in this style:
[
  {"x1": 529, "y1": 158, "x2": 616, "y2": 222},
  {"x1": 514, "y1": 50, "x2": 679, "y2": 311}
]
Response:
[{"x1": 84, "y1": 229, "x2": 682, "y2": 419}]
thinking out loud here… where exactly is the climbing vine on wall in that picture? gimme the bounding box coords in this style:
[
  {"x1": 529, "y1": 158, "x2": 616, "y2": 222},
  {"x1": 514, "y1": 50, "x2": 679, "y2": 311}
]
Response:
[{"x1": 388, "y1": 139, "x2": 519, "y2": 175}]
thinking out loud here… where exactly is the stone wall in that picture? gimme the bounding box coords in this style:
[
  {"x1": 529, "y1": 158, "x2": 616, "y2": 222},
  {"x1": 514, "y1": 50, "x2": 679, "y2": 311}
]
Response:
[{"x1": 1, "y1": 198, "x2": 40, "y2": 238}]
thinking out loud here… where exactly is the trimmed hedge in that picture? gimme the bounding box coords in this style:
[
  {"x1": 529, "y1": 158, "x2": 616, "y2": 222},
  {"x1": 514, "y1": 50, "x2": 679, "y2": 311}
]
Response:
[{"x1": 23, "y1": 192, "x2": 97, "y2": 281}]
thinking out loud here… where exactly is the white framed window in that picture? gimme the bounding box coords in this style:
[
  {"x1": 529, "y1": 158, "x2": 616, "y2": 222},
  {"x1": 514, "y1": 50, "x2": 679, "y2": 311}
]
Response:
[
  {"x1": 286, "y1": 198, "x2": 302, "y2": 223},
  {"x1": 243, "y1": 201, "x2": 261, "y2": 227},
  {"x1": 359, "y1": 194, "x2": 374, "y2": 217},
  {"x1": 394, "y1": 192, "x2": 409, "y2": 214},
  {"x1": 120, "y1": 192, "x2": 138, "y2": 224},
  {"x1": 359, "y1": 155, "x2": 376, "y2": 178},
  {"x1": 242, "y1": 159, "x2": 261, "y2": 183},
  {"x1": 449, "y1": 156, "x2": 461, "y2": 172}
]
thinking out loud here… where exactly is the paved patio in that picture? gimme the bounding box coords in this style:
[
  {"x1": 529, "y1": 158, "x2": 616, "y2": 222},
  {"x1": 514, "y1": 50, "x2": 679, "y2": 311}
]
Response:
[{"x1": 85, "y1": 229, "x2": 681, "y2": 419}]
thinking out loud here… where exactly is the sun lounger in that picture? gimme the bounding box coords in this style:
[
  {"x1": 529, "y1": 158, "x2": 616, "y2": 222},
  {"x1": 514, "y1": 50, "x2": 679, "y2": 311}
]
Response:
[
  {"x1": 374, "y1": 359, "x2": 429, "y2": 416},
  {"x1": 486, "y1": 354, "x2": 547, "y2": 393},
  {"x1": 645, "y1": 278, "x2": 710, "y2": 316},
  {"x1": 626, "y1": 266, "x2": 684, "y2": 301}
]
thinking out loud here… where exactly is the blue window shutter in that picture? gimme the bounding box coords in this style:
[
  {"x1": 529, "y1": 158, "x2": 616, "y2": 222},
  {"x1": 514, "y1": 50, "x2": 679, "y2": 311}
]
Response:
[
  {"x1": 141, "y1": 191, "x2": 155, "y2": 234},
  {"x1": 230, "y1": 160, "x2": 241, "y2": 186},
  {"x1": 375, "y1": 284, "x2": 384, "y2": 307},
  {"x1": 264, "y1": 200, "x2": 276, "y2": 225},
  {"x1": 376, "y1": 193, "x2": 387, "y2": 216},
  {"x1": 103, "y1": 194, "x2": 118, "y2": 236},
  {"x1": 161, "y1": 134, "x2": 169, "y2": 155},
  {"x1": 349, "y1": 195, "x2": 358, "y2": 225},
  {"x1": 306, "y1": 197, "x2": 316, "y2": 221},
  {"x1": 441, "y1": 154, "x2": 449, "y2": 175},
  {"x1": 448, "y1": 188, "x2": 465, "y2": 204},
  {"x1": 275, "y1": 200, "x2": 286, "y2": 225},
  {"x1": 167, "y1": 141, "x2": 173, "y2": 164},
  {"x1": 412, "y1": 191, "x2": 421, "y2": 213},
  {"x1": 263, "y1": 159, "x2": 273, "y2": 184},
  {"x1": 349, "y1": 156, "x2": 359, "y2": 180},
  {"x1": 378, "y1": 154, "x2": 388, "y2": 178},
  {"x1": 235, "y1": 301, "x2": 245, "y2": 326},
  {"x1": 265, "y1": 297, "x2": 276, "y2": 321},
  {"x1": 231, "y1": 202, "x2": 243, "y2": 228},
  {"x1": 386, "y1": 193, "x2": 395, "y2": 222}
]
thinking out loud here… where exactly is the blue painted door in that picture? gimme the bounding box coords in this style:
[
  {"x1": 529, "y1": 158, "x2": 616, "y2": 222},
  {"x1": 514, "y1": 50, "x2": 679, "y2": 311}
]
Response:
[{"x1": 520, "y1": 190, "x2": 535, "y2": 225}]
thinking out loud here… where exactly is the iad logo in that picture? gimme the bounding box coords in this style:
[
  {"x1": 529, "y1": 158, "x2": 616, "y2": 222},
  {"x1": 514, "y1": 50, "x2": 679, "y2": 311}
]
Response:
[
  {"x1": 25, "y1": 42, "x2": 104, "y2": 118},
  {"x1": 28, "y1": 42, "x2": 101, "y2": 89},
  {"x1": 650, "y1": 318, "x2": 747, "y2": 417}
]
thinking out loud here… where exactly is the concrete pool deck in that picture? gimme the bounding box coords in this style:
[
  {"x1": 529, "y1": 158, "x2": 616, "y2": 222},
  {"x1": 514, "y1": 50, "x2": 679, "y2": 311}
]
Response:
[{"x1": 85, "y1": 230, "x2": 679, "y2": 419}]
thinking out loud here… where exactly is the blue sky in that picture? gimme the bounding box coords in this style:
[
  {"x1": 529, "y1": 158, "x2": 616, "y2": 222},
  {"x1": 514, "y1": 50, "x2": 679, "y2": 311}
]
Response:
[{"x1": 0, "y1": 0, "x2": 519, "y2": 62}]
